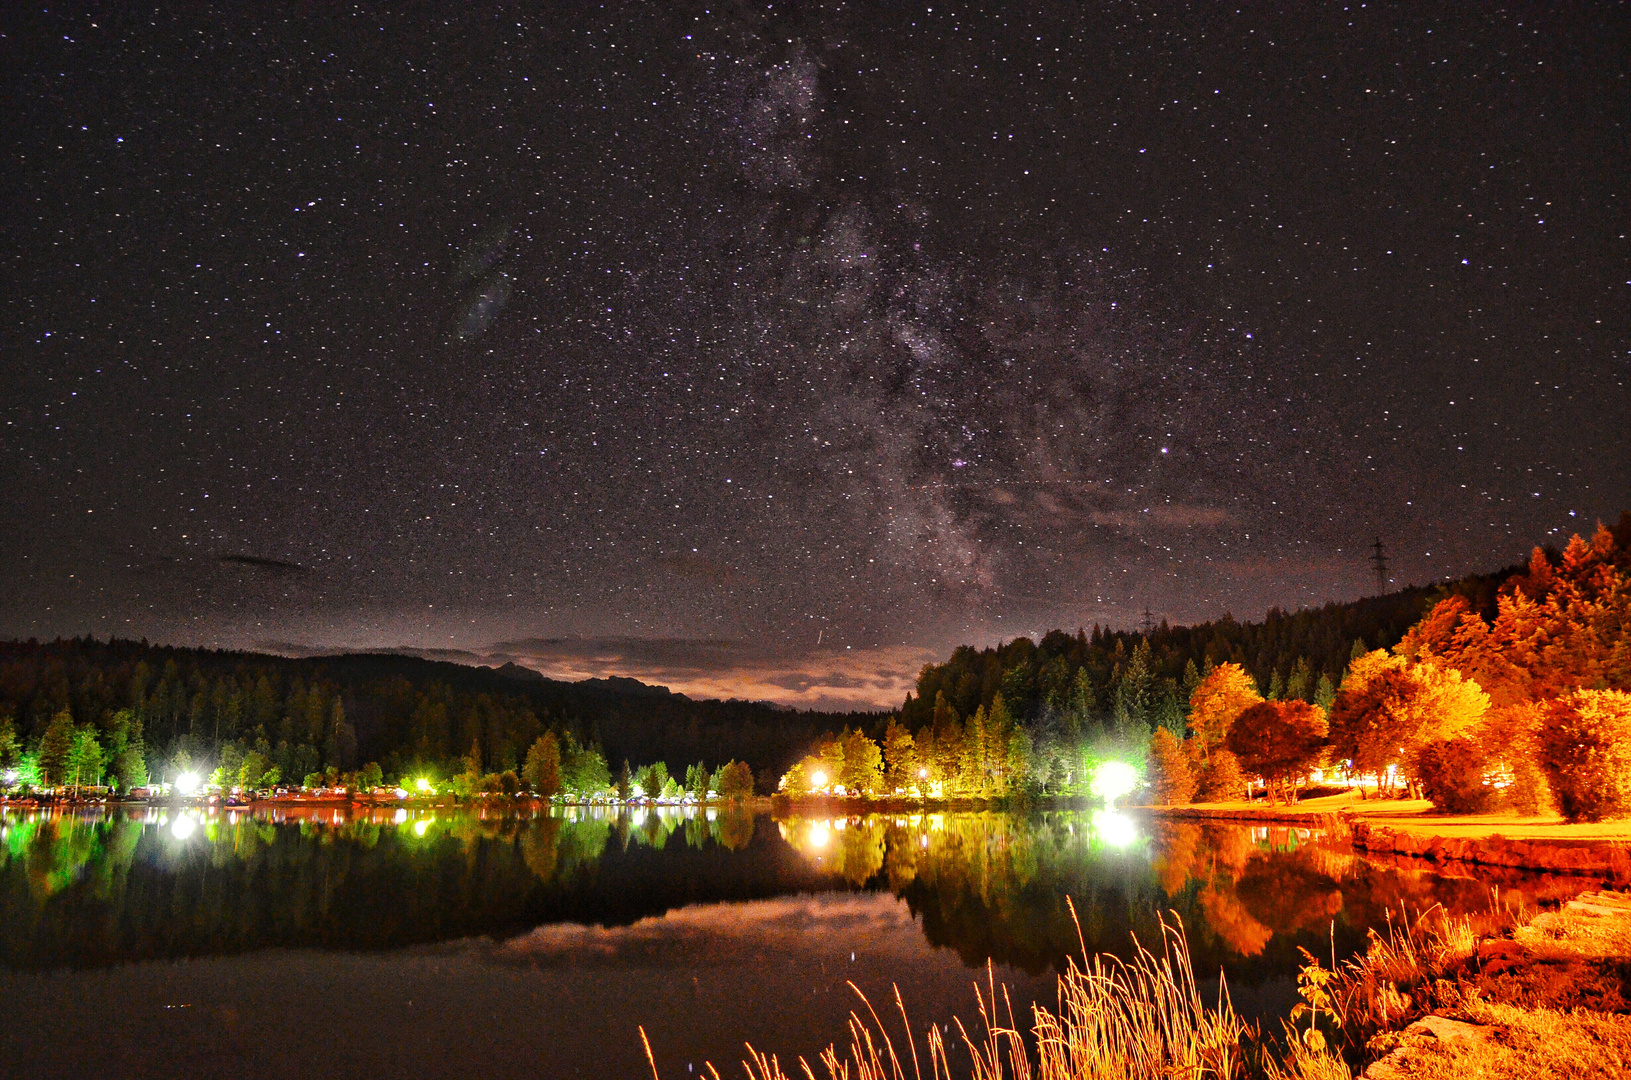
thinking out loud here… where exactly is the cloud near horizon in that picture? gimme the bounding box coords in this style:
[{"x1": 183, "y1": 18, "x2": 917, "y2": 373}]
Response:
[{"x1": 484, "y1": 636, "x2": 932, "y2": 711}]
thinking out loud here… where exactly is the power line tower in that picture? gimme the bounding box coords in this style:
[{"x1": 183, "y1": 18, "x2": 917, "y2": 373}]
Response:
[
  {"x1": 1369, "y1": 537, "x2": 1389, "y2": 596},
  {"x1": 1141, "y1": 606, "x2": 1156, "y2": 635}
]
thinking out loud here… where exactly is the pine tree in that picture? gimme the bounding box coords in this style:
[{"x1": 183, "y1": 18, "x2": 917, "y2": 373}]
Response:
[
  {"x1": 523, "y1": 732, "x2": 562, "y2": 797},
  {"x1": 39, "y1": 708, "x2": 75, "y2": 786}
]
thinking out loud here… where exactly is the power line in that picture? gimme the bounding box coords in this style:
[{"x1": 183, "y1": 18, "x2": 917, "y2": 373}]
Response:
[{"x1": 1369, "y1": 537, "x2": 1389, "y2": 596}]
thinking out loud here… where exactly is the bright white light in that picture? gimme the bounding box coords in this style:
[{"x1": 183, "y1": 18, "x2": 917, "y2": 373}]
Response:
[
  {"x1": 808, "y1": 823, "x2": 830, "y2": 849},
  {"x1": 918, "y1": 768, "x2": 929, "y2": 779},
  {"x1": 810, "y1": 771, "x2": 828, "y2": 789},
  {"x1": 171, "y1": 813, "x2": 198, "y2": 841},
  {"x1": 415, "y1": 778, "x2": 431, "y2": 793},
  {"x1": 413, "y1": 819, "x2": 431, "y2": 838},
  {"x1": 394, "y1": 808, "x2": 408, "y2": 825},
  {"x1": 1091, "y1": 810, "x2": 1137, "y2": 849},
  {"x1": 1090, "y1": 761, "x2": 1138, "y2": 803},
  {"x1": 175, "y1": 771, "x2": 201, "y2": 796}
]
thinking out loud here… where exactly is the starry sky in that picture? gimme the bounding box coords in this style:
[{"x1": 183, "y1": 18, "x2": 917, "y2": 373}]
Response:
[{"x1": 4, "y1": 4, "x2": 1627, "y2": 709}]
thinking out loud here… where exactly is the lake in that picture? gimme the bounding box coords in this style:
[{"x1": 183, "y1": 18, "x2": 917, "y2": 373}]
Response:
[{"x1": 0, "y1": 803, "x2": 1595, "y2": 1079}]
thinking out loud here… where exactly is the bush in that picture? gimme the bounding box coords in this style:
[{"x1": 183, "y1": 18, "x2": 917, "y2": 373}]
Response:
[
  {"x1": 1193, "y1": 749, "x2": 1245, "y2": 802},
  {"x1": 1414, "y1": 737, "x2": 1496, "y2": 813},
  {"x1": 1535, "y1": 690, "x2": 1631, "y2": 822},
  {"x1": 1147, "y1": 728, "x2": 1195, "y2": 805}
]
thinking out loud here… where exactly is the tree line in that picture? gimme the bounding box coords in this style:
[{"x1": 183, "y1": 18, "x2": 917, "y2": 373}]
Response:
[
  {"x1": 0, "y1": 643, "x2": 868, "y2": 795},
  {"x1": 777, "y1": 514, "x2": 1631, "y2": 818}
]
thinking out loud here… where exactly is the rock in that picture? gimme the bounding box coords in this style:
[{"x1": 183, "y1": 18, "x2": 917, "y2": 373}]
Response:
[
  {"x1": 1363, "y1": 1014, "x2": 1495, "y2": 1079},
  {"x1": 1408, "y1": 1015, "x2": 1492, "y2": 1043},
  {"x1": 1477, "y1": 939, "x2": 1527, "y2": 961}
]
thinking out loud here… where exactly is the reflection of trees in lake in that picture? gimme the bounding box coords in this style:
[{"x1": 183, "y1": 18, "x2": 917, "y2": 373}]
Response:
[
  {"x1": 0, "y1": 805, "x2": 820, "y2": 967},
  {"x1": 0, "y1": 807, "x2": 1592, "y2": 976}
]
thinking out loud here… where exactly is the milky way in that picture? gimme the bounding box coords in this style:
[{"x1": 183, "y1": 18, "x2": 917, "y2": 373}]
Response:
[{"x1": 4, "y1": 4, "x2": 1626, "y2": 705}]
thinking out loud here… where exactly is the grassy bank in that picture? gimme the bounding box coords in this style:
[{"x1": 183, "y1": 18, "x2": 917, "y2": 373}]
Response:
[{"x1": 1147, "y1": 789, "x2": 1631, "y2": 841}]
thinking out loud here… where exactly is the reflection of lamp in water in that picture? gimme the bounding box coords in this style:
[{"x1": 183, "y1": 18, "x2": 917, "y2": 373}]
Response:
[
  {"x1": 175, "y1": 771, "x2": 201, "y2": 796},
  {"x1": 171, "y1": 813, "x2": 198, "y2": 841},
  {"x1": 413, "y1": 819, "x2": 431, "y2": 838},
  {"x1": 811, "y1": 771, "x2": 827, "y2": 790},
  {"x1": 1090, "y1": 761, "x2": 1138, "y2": 803},
  {"x1": 1091, "y1": 809, "x2": 1136, "y2": 848},
  {"x1": 808, "y1": 822, "x2": 831, "y2": 849},
  {"x1": 394, "y1": 808, "x2": 408, "y2": 825}
]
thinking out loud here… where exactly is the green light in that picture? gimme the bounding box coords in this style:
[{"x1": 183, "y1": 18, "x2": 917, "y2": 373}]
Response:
[{"x1": 1090, "y1": 760, "x2": 1138, "y2": 802}]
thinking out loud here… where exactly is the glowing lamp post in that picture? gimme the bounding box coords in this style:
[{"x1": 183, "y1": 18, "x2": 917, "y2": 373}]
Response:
[
  {"x1": 175, "y1": 771, "x2": 201, "y2": 797},
  {"x1": 810, "y1": 771, "x2": 827, "y2": 792}
]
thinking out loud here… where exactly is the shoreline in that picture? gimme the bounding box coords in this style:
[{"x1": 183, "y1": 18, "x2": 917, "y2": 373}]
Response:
[{"x1": 1142, "y1": 791, "x2": 1631, "y2": 884}]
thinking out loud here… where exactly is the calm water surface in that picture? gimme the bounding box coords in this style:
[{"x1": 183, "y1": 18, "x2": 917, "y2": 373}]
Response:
[{"x1": 0, "y1": 804, "x2": 1594, "y2": 1079}]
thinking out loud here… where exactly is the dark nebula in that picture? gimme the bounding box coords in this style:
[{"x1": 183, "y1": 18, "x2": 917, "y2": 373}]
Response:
[{"x1": 3, "y1": 4, "x2": 1626, "y2": 706}]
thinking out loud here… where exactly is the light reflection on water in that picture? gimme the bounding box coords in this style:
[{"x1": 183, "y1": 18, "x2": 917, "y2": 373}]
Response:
[
  {"x1": 0, "y1": 801, "x2": 1601, "y2": 979},
  {"x1": 0, "y1": 801, "x2": 1612, "y2": 1080}
]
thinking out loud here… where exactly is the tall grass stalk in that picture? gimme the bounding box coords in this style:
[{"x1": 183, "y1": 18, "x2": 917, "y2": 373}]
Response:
[{"x1": 689, "y1": 905, "x2": 1256, "y2": 1080}]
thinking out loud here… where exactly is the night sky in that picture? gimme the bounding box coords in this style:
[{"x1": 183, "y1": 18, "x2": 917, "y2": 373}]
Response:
[{"x1": 4, "y1": 4, "x2": 1627, "y2": 708}]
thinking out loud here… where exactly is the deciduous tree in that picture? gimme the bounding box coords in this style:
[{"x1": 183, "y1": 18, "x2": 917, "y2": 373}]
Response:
[
  {"x1": 1225, "y1": 700, "x2": 1327, "y2": 802},
  {"x1": 1535, "y1": 689, "x2": 1631, "y2": 822},
  {"x1": 1186, "y1": 663, "x2": 1262, "y2": 761}
]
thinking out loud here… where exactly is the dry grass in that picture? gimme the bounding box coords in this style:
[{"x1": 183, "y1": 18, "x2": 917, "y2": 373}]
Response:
[
  {"x1": 639, "y1": 894, "x2": 1631, "y2": 1080},
  {"x1": 1515, "y1": 892, "x2": 1631, "y2": 962},
  {"x1": 1363, "y1": 1000, "x2": 1631, "y2": 1080},
  {"x1": 646, "y1": 908, "x2": 1308, "y2": 1080}
]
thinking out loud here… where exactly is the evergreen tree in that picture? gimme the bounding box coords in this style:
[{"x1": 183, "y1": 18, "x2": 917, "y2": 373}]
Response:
[
  {"x1": 882, "y1": 716, "x2": 917, "y2": 792},
  {"x1": 523, "y1": 732, "x2": 562, "y2": 797},
  {"x1": 38, "y1": 708, "x2": 75, "y2": 786},
  {"x1": 1313, "y1": 673, "x2": 1337, "y2": 712},
  {"x1": 66, "y1": 727, "x2": 105, "y2": 792},
  {"x1": 1147, "y1": 728, "x2": 1194, "y2": 806}
]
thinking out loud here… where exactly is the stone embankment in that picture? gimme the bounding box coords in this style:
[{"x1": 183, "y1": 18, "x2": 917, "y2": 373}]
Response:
[{"x1": 1351, "y1": 820, "x2": 1631, "y2": 884}]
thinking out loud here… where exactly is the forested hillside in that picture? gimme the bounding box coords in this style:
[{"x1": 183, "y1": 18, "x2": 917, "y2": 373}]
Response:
[
  {"x1": 0, "y1": 640, "x2": 875, "y2": 791},
  {"x1": 900, "y1": 562, "x2": 1524, "y2": 738}
]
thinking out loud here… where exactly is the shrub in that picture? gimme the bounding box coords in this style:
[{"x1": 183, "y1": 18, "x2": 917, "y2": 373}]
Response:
[
  {"x1": 1414, "y1": 737, "x2": 1496, "y2": 813},
  {"x1": 1535, "y1": 689, "x2": 1631, "y2": 822},
  {"x1": 1193, "y1": 748, "x2": 1245, "y2": 802},
  {"x1": 1146, "y1": 728, "x2": 1195, "y2": 805}
]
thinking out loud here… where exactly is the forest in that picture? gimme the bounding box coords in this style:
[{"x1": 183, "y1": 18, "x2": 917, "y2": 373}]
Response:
[
  {"x1": 0, "y1": 643, "x2": 872, "y2": 796},
  {"x1": 780, "y1": 515, "x2": 1631, "y2": 821},
  {"x1": 3, "y1": 514, "x2": 1626, "y2": 812}
]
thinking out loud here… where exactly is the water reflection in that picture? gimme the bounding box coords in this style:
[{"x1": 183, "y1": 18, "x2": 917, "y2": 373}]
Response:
[{"x1": 0, "y1": 804, "x2": 1598, "y2": 981}]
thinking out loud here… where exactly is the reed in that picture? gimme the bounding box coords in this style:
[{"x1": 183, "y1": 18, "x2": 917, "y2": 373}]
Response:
[
  {"x1": 647, "y1": 905, "x2": 1283, "y2": 1080},
  {"x1": 1289, "y1": 901, "x2": 1497, "y2": 1056}
]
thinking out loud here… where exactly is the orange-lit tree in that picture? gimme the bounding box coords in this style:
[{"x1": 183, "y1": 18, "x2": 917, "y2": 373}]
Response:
[
  {"x1": 1328, "y1": 651, "x2": 1489, "y2": 796},
  {"x1": 1534, "y1": 689, "x2": 1631, "y2": 822},
  {"x1": 1225, "y1": 700, "x2": 1327, "y2": 803},
  {"x1": 1185, "y1": 662, "x2": 1261, "y2": 800},
  {"x1": 1146, "y1": 727, "x2": 1195, "y2": 806}
]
